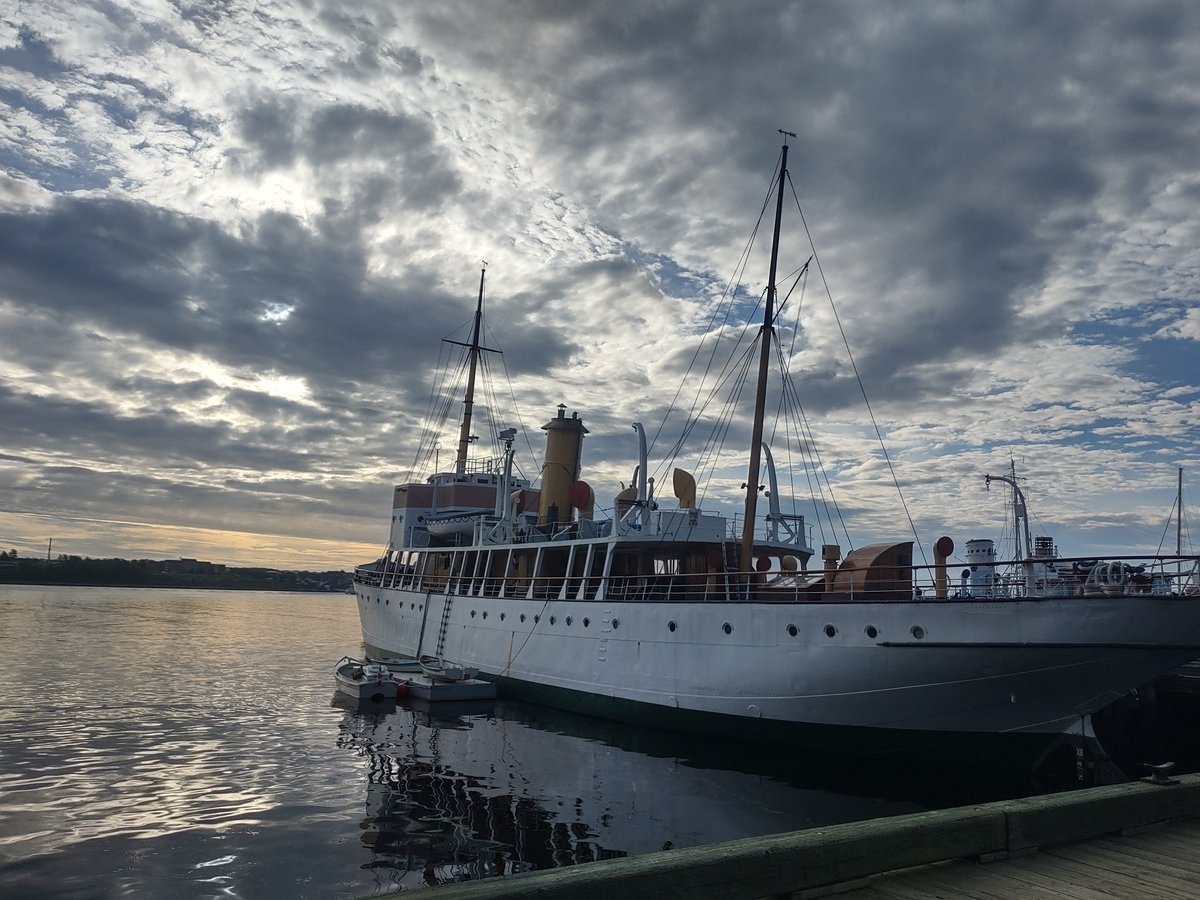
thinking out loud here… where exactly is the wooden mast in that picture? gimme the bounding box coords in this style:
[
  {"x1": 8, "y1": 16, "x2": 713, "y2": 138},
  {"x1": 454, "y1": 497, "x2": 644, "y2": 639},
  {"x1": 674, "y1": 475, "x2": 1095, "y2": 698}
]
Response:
[
  {"x1": 455, "y1": 267, "x2": 487, "y2": 474},
  {"x1": 739, "y1": 134, "x2": 793, "y2": 575}
]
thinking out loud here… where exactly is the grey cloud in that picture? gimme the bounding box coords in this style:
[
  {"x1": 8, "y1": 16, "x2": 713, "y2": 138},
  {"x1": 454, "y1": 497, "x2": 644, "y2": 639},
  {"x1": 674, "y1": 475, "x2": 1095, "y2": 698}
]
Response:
[
  {"x1": 230, "y1": 97, "x2": 462, "y2": 210},
  {"x1": 0, "y1": 24, "x2": 69, "y2": 76}
]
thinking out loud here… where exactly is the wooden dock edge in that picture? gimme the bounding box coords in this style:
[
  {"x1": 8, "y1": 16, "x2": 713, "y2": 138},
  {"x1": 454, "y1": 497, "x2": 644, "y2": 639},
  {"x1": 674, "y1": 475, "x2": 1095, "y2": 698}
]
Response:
[{"x1": 378, "y1": 773, "x2": 1200, "y2": 900}]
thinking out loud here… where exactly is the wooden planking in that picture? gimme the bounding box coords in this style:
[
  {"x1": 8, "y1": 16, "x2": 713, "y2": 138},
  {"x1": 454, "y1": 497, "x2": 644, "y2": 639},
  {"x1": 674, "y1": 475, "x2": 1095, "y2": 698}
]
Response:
[{"x1": 838, "y1": 818, "x2": 1200, "y2": 900}]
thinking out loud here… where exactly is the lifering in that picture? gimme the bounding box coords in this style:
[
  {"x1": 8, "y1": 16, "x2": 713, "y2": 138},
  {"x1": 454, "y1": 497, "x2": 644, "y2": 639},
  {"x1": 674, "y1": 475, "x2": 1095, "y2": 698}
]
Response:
[{"x1": 1100, "y1": 562, "x2": 1126, "y2": 586}]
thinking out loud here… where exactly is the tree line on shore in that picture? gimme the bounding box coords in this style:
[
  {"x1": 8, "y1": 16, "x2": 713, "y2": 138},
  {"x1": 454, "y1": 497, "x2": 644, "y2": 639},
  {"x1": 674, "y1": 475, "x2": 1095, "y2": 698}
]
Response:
[{"x1": 0, "y1": 551, "x2": 353, "y2": 592}]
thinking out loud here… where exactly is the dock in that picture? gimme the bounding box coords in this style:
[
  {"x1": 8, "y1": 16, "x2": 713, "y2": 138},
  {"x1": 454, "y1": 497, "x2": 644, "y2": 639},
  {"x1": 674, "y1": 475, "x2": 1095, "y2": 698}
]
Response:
[
  {"x1": 380, "y1": 772, "x2": 1200, "y2": 900},
  {"x1": 839, "y1": 817, "x2": 1200, "y2": 898}
]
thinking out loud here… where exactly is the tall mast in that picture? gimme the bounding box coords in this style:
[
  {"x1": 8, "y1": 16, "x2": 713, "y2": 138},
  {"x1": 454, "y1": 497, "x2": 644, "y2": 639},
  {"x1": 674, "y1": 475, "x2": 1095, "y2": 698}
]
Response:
[
  {"x1": 739, "y1": 134, "x2": 793, "y2": 574},
  {"x1": 455, "y1": 267, "x2": 487, "y2": 474}
]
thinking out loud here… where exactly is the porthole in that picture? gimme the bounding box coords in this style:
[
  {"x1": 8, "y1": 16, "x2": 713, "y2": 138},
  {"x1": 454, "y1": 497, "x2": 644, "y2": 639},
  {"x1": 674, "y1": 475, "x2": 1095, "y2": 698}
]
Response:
[
  {"x1": 520, "y1": 613, "x2": 526, "y2": 623},
  {"x1": 583, "y1": 617, "x2": 590, "y2": 627},
  {"x1": 534, "y1": 615, "x2": 540, "y2": 624},
  {"x1": 418, "y1": 604, "x2": 423, "y2": 611},
  {"x1": 865, "y1": 625, "x2": 879, "y2": 639},
  {"x1": 911, "y1": 625, "x2": 925, "y2": 640},
  {"x1": 722, "y1": 622, "x2": 733, "y2": 635},
  {"x1": 612, "y1": 618, "x2": 620, "y2": 629},
  {"x1": 470, "y1": 610, "x2": 477, "y2": 618},
  {"x1": 550, "y1": 616, "x2": 556, "y2": 625},
  {"x1": 787, "y1": 624, "x2": 798, "y2": 637},
  {"x1": 824, "y1": 624, "x2": 837, "y2": 638},
  {"x1": 500, "y1": 612, "x2": 506, "y2": 621},
  {"x1": 668, "y1": 620, "x2": 677, "y2": 632},
  {"x1": 566, "y1": 616, "x2": 573, "y2": 626},
  {"x1": 482, "y1": 610, "x2": 488, "y2": 619}
]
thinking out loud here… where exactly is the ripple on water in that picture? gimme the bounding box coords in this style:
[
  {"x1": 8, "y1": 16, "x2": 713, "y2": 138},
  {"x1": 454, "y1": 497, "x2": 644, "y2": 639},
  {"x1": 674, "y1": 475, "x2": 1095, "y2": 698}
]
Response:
[{"x1": 1, "y1": 585, "x2": 1045, "y2": 899}]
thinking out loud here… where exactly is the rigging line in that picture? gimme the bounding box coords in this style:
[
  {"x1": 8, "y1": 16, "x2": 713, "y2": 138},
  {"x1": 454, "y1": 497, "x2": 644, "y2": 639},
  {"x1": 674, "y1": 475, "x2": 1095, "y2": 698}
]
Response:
[
  {"x1": 771, "y1": 258, "x2": 812, "y2": 326},
  {"x1": 495, "y1": 340, "x2": 540, "y2": 486},
  {"x1": 650, "y1": 152, "x2": 784, "y2": 471},
  {"x1": 685, "y1": 334, "x2": 758, "y2": 503},
  {"x1": 409, "y1": 360, "x2": 460, "y2": 480},
  {"x1": 655, "y1": 302, "x2": 765, "y2": 484},
  {"x1": 764, "y1": 330, "x2": 806, "y2": 528},
  {"x1": 695, "y1": 344, "x2": 758, "y2": 506},
  {"x1": 772, "y1": 338, "x2": 849, "y2": 549},
  {"x1": 770, "y1": 282, "x2": 831, "y2": 528},
  {"x1": 669, "y1": 307, "x2": 765, "y2": 461},
  {"x1": 408, "y1": 340, "x2": 457, "y2": 479},
  {"x1": 684, "y1": 335, "x2": 760, "y2": 483},
  {"x1": 777, "y1": 266, "x2": 811, "y2": 536},
  {"x1": 647, "y1": 225, "x2": 761, "y2": 467},
  {"x1": 1154, "y1": 494, "x2": 1180, "y2": 557},
  {"x1": 778, "y1": 355, "x2": 851, "y2": 549},
  {"x1": 789, "y1": 176, "x2": 925, "y2": 565},
  {"x1": 766, "y1": 266, "x2": 810, "y2": 447}
]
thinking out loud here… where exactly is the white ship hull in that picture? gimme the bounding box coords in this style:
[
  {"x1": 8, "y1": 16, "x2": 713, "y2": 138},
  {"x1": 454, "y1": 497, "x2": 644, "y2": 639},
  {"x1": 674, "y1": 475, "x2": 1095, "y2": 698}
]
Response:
[{"x1": 354, "y1": 581, "x2": 1200, "y2": 759}]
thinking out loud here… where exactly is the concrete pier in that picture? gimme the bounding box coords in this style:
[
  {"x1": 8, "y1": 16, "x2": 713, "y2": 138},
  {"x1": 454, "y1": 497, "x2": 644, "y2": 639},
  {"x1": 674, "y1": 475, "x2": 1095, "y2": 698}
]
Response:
[{"x1": 380, "y1": 773, "x2": 1200, "y2": 900}]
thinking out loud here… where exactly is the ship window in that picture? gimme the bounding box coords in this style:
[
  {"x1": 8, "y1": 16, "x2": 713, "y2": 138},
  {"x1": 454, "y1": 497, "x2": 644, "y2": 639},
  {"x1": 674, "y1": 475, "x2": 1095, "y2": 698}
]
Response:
[
  {"x1": 500, "y1": 612, "x2": 506, "y2": 621},
  {"x1": 566, "y1": 616, "x2": 573, "y2": 626},
  {"x1": 470, "y1": 610, "x2": 477, "y2": 618},
  {"x1": 612, "y1": 618, "x2": 619, "y2": 629},
  {"x1": 534, "y1": 615, "x2": 540, "y2": 624},
  {"x1": 482, "y1": 611, "x2": 488, "y2": 619},
  {"x1": 667, "y1": 620, "x2": 676, "y2": 632},
  {"x1": 520, "y1": 613, "x2": 526, "y2": 623},
  {"x1": 824, "y1": 624, "x2": 836, "y2": 638},
  {"x1": 582, "y1": 617, "x2": 589, "y2": 627},
  {"x1": 722, "y1": 622, "x2": 732, "y2": 635},
  {"x1": 549, "y1": 616, "x2": 556, "y2": 625},
  {"x1": 911, "y1": 625, "x2": 925, "y2": 640},
  {"x1": 865, "y1": 625, "x2": 879, "y2": 639},
  {"x1": 787, "y1": 624, "x2": 798, "y2": 637}
]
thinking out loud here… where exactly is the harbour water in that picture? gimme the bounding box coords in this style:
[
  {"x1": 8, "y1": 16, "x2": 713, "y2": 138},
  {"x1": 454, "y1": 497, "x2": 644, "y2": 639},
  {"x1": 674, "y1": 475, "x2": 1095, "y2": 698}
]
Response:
[{"x1": 1, "y1": 585, "x2": 1078, "y2": 898}]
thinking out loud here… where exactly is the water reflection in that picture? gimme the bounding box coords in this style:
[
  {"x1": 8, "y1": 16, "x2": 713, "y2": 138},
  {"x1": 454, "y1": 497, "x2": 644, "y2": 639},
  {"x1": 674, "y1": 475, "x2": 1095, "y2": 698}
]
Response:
[
  {"x1": 331, "y1": 691, "x2": 1061, "y2": 892},
  {"x1": 0, "y1": 585, "x2": 1093, "y2": 899}
]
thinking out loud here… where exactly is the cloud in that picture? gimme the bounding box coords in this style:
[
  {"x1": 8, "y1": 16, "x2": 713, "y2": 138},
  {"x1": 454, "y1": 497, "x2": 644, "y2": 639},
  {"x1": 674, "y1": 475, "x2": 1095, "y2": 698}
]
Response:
[{"x1": 1, "y1": 1, "x2": 1199, "y2": 566}]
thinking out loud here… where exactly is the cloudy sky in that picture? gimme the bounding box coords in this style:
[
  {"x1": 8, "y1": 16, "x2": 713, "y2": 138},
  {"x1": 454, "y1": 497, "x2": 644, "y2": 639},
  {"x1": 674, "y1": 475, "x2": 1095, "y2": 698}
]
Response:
[{"x1": 2, "y1": 1, "x2": 1198, "y2": 571}]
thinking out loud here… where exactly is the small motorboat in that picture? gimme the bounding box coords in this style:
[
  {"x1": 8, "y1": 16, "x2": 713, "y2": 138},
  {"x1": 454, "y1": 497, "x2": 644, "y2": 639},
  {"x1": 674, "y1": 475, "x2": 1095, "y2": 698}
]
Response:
[
  {"x1": 333, "y1": 656, "x2": 398, "y2": 702},
  {"x1": 418, "y1": 654, "x2": 479, "y2": 683}
]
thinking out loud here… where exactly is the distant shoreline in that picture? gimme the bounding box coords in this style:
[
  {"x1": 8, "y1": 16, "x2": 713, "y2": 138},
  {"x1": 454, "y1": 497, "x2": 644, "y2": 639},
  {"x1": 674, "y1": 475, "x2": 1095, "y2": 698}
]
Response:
[
  {"x1": 0, "y1": 555, "x2": 354, "y2": 593},
  {"x1": 0, "y1": 579, "x2": 351, "y2": 593}
]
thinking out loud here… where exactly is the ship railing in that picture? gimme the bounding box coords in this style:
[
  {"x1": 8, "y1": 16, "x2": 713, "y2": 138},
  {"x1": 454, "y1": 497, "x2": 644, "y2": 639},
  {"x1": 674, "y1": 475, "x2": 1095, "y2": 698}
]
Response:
[
  {"x1": 908, "y1": 554, "x2": 1200, "y2": 601},
  {"x1": 458, "y1": 455, "x2": 505, "y2": 475},
  {"x1": 353, "y1": 554, "x2": 1200, "y2": 601},
  {"x1": 727, "y1": 513, "x2": 814, "y2": 550}
]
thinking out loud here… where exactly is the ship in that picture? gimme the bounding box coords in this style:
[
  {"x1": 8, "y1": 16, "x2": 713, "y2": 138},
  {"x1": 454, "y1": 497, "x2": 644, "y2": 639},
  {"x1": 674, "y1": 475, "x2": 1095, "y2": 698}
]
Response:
[{"x1": 354, "y1": 136, "x2": 1200, "y2": 771}]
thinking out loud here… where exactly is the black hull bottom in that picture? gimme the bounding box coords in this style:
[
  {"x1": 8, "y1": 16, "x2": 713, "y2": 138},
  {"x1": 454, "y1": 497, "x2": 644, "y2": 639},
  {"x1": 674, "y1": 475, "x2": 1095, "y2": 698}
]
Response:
[
  {"x1": 364, "y1": 642, "x2": 1117, "y2": 781},
  {"x1": 492, "y1": 674, "x2": 1113, "y2": 778}
]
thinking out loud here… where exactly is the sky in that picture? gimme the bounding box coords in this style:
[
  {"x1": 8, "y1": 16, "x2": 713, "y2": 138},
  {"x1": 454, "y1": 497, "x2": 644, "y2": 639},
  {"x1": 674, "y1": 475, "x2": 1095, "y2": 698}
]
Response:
[{"x1": 1, "y1": 0, "x2": 1198, "y2": 571}]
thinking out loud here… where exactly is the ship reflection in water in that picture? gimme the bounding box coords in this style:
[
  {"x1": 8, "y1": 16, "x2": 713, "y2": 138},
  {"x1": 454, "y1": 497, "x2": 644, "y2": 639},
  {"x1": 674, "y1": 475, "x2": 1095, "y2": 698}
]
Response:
[{"x1": 331, "y1": 693, "x2": 1083, "y2": 893}]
